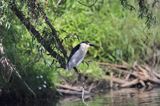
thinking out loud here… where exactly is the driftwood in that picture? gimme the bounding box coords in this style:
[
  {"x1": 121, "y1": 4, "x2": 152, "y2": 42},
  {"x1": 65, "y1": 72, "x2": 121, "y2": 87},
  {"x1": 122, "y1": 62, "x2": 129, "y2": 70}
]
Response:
[
  {"x1": 56, "y1": 83, "x2": 91, "y2": 97},
  {"x1": 56, "y1": 84, "x2": 90, "y2": 94},
  {"x1": 56, "y1": 83, "x2": 92, "y2": 103},
  {"x1": 101, "y1": 62, "x2": 160, "y2": 88},
  {"x1": 56, "y1": 62, "x2": 160, "y2": 97}
]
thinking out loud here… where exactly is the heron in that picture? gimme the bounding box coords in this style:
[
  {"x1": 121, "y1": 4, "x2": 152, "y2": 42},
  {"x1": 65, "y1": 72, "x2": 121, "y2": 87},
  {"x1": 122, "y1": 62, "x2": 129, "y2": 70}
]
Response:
[{"x1": 66, "y1": 41, "x2": 96, "y2": 70}]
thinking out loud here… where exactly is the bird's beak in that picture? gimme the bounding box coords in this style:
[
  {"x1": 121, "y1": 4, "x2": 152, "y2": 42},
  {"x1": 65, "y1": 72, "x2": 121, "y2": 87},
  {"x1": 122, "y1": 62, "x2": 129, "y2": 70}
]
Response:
[{"x1": 89, "y1": 43, "x2": 97, "y2": 48}]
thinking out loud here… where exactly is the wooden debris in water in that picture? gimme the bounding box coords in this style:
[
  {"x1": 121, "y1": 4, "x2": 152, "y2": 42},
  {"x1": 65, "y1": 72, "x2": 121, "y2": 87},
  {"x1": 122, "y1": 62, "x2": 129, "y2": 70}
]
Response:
[
  {"x1": 101, "y1": 62, "x2": 160, "y2": 88},
  {"x1": 56, "y1": 84, "x2": 90, "y2": 96}
]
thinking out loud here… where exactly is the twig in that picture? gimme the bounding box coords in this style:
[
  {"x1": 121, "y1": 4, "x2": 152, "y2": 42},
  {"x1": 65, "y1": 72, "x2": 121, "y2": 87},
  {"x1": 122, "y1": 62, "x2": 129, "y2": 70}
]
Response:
[
  {"x1": 136, "y1": 65, "x2": 150, "y2": 79},
  {"x1": 139, "y1": 80, "x2": 146, "y2": 87},
  {"x1": 0, "y1": 42, "x2": 36, "y2": 97},
  {"x1": 153, "y1": 71, "x2": 160, "y2": 79},
  {"x1": 56, "y1": 0, "x2": 63, "y2": 6},
  {"x1": 149, "y1": 77, "x2": 160, "y2": 84},
  {"x1": 125, "y1": 70, "x2": 133, "y2": 81},
  {"x1": 88, "y1": 83, "x2": 96, "y2": 92},
  {"x1": 110, "y1": 72, "x2": 113, "y2": 88},
  {"x1": 81, "y1": 87, "x2": 88, "y2": 106}
]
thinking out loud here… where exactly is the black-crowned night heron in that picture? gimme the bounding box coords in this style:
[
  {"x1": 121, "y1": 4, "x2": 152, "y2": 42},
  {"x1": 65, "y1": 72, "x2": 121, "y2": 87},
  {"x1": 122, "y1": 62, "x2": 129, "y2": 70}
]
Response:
[{"x1": 66, "y1": 41, "x2": 96, "y2": 70}]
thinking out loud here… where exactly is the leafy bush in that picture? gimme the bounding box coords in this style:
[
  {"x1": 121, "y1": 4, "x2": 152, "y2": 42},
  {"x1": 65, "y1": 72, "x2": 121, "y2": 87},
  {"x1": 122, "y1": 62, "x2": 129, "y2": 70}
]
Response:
[{"x1": 0, "y1": 0, "x2": 160, "y2": 91}]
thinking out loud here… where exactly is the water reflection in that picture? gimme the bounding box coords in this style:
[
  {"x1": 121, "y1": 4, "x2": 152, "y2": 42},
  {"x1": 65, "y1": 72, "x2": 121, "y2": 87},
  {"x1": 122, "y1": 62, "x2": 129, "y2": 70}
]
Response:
[
  {"x1": 2, "y1": 88, "x2": 160, "y2": 106},
  {"x1": 58, "y1": 88, "x2": 160, "y2": 106}
]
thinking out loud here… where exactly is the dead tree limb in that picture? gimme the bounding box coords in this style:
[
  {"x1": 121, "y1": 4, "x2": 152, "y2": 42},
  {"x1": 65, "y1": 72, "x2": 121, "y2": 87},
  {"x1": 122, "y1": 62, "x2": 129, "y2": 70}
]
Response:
[
  {"x1": 101, "y1": 62, "x2": 160, "y2": 89},
  {"x1": 0, "y1": 41, "x2": 36, "y2": 97},
  {"x1": 35, "y1": 2, "x2": 68, "y2": 59},
  {"x1": 56, "y1": 84, "x2": 90, "y2": 94},
  {"x1": 120, "y1": 79, "x2": 139, "y2": 88},
  {"x1": 57, "y1": 89, "x2": 84, "y2": 95}
]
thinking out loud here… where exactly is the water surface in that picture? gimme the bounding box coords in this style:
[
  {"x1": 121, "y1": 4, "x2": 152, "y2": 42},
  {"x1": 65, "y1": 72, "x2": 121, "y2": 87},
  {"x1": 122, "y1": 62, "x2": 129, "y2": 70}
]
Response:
[{"x1": 58, "y1": 88, "x2": 160, "y2": 106}]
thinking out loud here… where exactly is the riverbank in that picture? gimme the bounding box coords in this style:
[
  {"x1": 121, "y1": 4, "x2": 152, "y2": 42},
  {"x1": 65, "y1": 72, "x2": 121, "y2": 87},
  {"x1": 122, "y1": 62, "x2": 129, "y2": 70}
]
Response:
[
  {"x1": 56, "y1": 62, "x2": 160, "y2": 99},
  {"x1": 1, "y1": 61, "x2": 160, "y2": 105}
]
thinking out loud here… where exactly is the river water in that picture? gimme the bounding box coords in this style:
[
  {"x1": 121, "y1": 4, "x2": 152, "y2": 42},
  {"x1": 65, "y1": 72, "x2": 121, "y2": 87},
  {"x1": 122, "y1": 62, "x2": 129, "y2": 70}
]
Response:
[
  {"x1": 1, "y1": 88, "x2": 160, "y2": 106},
  {"x1": 57, "y1": 88, "x2": 160, "y2": 106}
]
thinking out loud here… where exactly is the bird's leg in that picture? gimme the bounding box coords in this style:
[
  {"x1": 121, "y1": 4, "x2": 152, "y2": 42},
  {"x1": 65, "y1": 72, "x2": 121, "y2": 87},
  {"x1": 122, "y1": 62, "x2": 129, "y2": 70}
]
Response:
[
  {"x1": 73, "y1": 67, "x2": 87, "y2": 84},
  {"x1": 73, "y1": 67, "x2": 88, "y2": 83},
  {"x1": 73, "y1": 67, "x2": 80, "y2": 73},
  {"x1": 73, "y1": 67, "x2": 82, "y2": 81}
]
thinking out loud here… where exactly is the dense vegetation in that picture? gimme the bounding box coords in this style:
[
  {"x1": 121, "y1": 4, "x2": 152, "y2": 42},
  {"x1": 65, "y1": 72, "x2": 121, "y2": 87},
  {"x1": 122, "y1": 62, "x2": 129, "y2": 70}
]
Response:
[{"x1": 0, "y1": 0, "x2": 160, "y2": 101}]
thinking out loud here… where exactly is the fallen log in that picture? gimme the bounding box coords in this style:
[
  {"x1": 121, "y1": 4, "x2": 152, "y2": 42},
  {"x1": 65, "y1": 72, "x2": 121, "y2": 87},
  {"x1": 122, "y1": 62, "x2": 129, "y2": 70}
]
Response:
[
  {"x1": 153, "y1": 71, "x2": 160, "y2": 79},
  {"x1": 149, "y1": 77, "x2": 160, "y2": 84},
  {"x1": 120, "y1": 79, "x2": 139, "y2": 88},
  {"x1": 57, "y1": 62, "x2": 160, "y2": 97},
  {"x1": 56, "y1": 84, "x2": 90, "y2": 94},
  {"x1": 101, "y1": 62, "x2": 160, "y2": 89},
  {"x1": 57, "y1": 89, "x2": 84, "y2": 95}
]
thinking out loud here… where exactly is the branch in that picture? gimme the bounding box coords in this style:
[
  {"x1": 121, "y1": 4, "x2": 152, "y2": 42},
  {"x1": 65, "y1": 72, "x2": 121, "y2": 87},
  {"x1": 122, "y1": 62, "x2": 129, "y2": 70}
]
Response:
[
  {"x1": 56, "y1": 84, "x2": 90, "y2": 94},
  {"x1": 57, "y1": 89, "x2": 87, "y2": 95},
  {"x1": 120, "y1": 79, "x2": 139, "y2": 88},
  {"x1": 45, "y1": 17, "x2": 68, "y2": 59},
  {"x1": 9, "y1": 2, "x2": 66, "y2": 68},
  {"x1": 0, "y1": 41, "x2": 36, "y2": 97},
  {"x1": 36, "y1": 3, "x2": 68, "y2": 59}
]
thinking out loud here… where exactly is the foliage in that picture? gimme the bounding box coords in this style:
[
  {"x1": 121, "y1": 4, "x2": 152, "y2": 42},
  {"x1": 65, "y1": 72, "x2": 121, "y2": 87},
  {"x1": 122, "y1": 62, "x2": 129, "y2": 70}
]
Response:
[
  {"x1": 52, "y1": 0, "x2": 160, "y2": 63},
  {"x1": 0, "y1": 0, "x2": 160, "y2": 98}
]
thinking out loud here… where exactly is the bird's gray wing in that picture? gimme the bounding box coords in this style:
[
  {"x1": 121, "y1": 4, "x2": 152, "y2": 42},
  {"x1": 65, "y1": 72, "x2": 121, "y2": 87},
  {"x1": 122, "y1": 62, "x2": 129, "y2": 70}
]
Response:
[
  {"x1": 68, "y1": 44, "x2": 80, "y2": 62},
  {"x1": 67, "y1": 50, "x2": 85, "y2": 69}
]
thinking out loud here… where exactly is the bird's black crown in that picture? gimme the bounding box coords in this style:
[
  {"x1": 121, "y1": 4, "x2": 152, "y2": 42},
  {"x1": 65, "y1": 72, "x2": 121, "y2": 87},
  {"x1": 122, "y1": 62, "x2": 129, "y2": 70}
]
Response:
[{"x1": 81, "y1": 41, "x2": 90, "y2": 44}]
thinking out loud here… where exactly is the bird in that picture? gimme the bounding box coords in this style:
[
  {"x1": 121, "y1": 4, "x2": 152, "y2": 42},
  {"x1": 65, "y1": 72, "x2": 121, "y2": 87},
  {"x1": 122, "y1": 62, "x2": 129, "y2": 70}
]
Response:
[{"x1": 66, "y1": 41, "x2": 96, "y2": 70}]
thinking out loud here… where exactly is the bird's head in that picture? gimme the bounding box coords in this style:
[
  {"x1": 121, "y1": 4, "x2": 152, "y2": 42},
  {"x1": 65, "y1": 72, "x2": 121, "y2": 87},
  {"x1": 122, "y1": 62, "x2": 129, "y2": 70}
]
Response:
[{"x1": 80, "y1": 41, "x2": 96, "y2": 50}]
